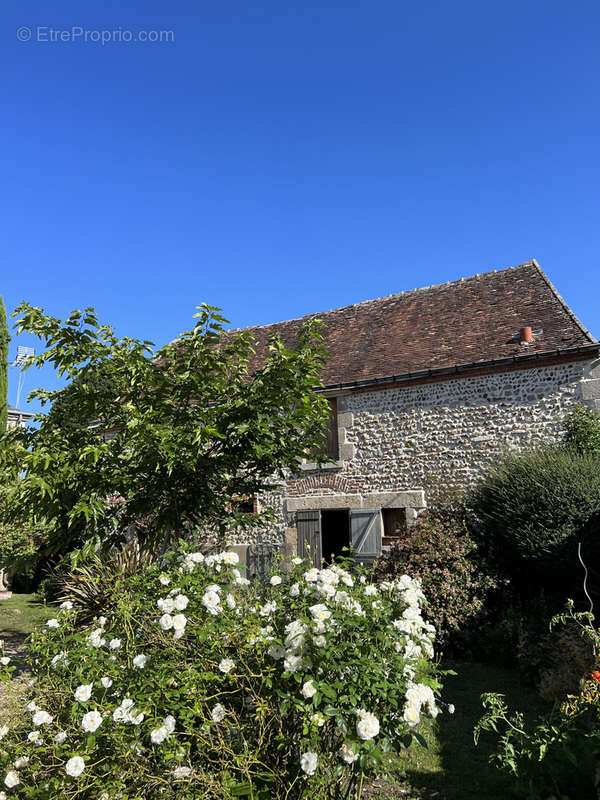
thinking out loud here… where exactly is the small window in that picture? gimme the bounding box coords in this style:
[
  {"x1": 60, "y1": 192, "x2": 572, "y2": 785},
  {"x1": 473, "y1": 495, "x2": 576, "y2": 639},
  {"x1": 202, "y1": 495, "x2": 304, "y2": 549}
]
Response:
[
  {"x1": 234, "y1": 497, "x2": 257, "y2": 514},
  {"x1": 325, "y1": 398, "x2": 339, "y2": 459},
  {"x1": 307, "y1": 397, "x2": 339, "y2": 461},
  {"x1": 383, "y1": 508, "x2": 406, "y2": 539}
]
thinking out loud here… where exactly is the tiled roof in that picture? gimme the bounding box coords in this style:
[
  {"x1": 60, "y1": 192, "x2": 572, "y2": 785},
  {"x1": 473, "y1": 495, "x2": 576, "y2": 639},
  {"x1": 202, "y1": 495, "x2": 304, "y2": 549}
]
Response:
[{"x1": 238, "y1": 261, "x2": 597, "y2": 388}]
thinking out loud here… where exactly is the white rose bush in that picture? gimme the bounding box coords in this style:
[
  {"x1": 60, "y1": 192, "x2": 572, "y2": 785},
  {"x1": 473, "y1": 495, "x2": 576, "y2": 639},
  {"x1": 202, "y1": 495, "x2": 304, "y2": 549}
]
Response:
[{"x1": 0, "y1": 547, "x2": 444, "y2": 799}]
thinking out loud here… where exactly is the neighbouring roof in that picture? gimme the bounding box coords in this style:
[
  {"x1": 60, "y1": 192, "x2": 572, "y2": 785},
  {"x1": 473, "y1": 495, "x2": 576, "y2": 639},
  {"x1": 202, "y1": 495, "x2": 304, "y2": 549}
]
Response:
[
  {"x1": 238, "y1": 260, "x2": 598, "y2": 389},
  {"x1": 7, "y1": 405, "x2": 34, "y2": 418}
]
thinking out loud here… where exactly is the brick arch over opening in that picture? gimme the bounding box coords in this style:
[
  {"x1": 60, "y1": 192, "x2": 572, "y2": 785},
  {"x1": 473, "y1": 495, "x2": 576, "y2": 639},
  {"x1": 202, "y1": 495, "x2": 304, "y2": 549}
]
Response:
[{"x1": 295, "y1": 474, "x2": 355, "y2": 496}]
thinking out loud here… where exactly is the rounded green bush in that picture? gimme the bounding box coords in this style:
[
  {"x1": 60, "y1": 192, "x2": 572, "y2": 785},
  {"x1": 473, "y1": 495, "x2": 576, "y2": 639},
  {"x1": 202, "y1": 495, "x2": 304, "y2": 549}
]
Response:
[{"x1": 469, "y1": 447, "x2": 600, "y2": 596}]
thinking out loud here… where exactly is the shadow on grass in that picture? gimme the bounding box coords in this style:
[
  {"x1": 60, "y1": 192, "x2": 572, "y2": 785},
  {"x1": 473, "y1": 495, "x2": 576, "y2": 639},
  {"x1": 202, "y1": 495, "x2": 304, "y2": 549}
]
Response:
[{"x1": 394, "y1": 661, "x2": 551, "y2": 800}]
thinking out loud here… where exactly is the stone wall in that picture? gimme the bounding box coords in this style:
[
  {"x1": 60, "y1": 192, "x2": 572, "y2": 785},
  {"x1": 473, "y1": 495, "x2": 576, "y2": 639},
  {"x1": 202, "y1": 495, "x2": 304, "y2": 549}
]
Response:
[{"x1": 236, "y1": 357, "x2": 600, "y2": 547}]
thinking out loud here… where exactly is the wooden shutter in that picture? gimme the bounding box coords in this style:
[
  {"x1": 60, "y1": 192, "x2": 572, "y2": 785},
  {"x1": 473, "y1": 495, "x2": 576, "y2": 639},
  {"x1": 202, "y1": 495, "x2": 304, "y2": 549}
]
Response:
[
  {"x1": 297, "y1": 510, "x2": 321, "y2": 567},
  {"x1": 350, "y1": 509, "x2": 382, "y2": 566}
]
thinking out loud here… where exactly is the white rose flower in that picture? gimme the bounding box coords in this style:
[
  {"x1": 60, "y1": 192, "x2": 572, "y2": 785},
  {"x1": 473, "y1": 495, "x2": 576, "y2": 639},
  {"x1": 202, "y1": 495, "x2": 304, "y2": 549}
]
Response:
[
  {"x1": 309, "y1": 603, "x2": 331, "y2": 622},
  {"x1": 46, "y1": 618, "x2": 60, "y2": 628},
  {"x1": 55, "y1": 731, "x2": 67, "y2": 744},
  {"x1": 340, "y1": 742, "x2": 359, "y2": 764},
  {"x1": 221, "y1": 551, "x2": 239, "y2": 565},
  {"x1": 109, "y1": 638, "x2": 122, "y2": 650},
  {"x1": 87, "y1": 629, "x2": 106, "y2": 648},
  {"x1": 27, "y1": 731, "x2": 42, "y2": 744},
  {"x1": 164, "y1": 715, "x2": 176, "y2": 733},
  {"x1": 403, "y1": 704, "x2": 420, "y2": 727},
  {"x1": 26, "y1": 701, "x2": 38, "y2": 712},
  {"x1": 132, "y1": 654, "x2": 148, "y2": 668},
  {"x1": 159, "y1": 613, "x2": 174, "y2": 630},
  {"x1": 4, "y1": 771, "x2": 19, "y2": 788},
  {"x1": 51, "y1": 652, "x2": 68, "y2": 669},
  {"x1": 157, "y1": 597, "x2": 176, "y2": 613},
  {"x1": 97, "y1": 616, "x2": 107, "y2": 626},
  {"x1": 0, "y1": 725, "x2": 8, "y2": 740},
  {"x1": 65, "y1": 756, "x2": 85, "y2": 777},
  {"x1": 301, "y1": 680, "x2": 317, "y2": 699},
  {"x1": 14, "y1": 757, "x2": 29, "y2": 769},
  {"x1": 202, "y1": 590, "x2": 221, "y2": 615},
  {"x1": 74, "y1": 684, "x2": 93, "y2": 703},
  {"x1": 159, "y1": 574, "x2": 171, "y2": 585},
  {"x1": 32, "y1": 710, "x2": 53, "y2": 726},
  {"x1": 356, "y1": 710, "x2": 380, "y2": 740},
  {"x1": 172, "y1": 614, "x2": 187, "y2": 631},
  {"x1": 173, "y1": 766, "x2": 192, "y2": 778},
  {"x1": 283, "y1": 653, "x2": 303, "y2": 673},
  {"x1": 81, "y1": 711, "x2": 103, "y2": 733},
  {"x1": 174, "y1": 594, "x2": 189, "y2": 610},
  {"x1": 364, "y1": 585, "x2": 377, "y2": 597},
  {"x1": 218, "y1": 658, "x2": 234, "y2": 674},
  {"x1": 0, "y1": 657, "x2": 10, "y2": 666},
  {"x1": 289, "y1": 582, "x2": 300, "y2": 597},
  {"x1": 300, "y1": 751, "x2": 318, "y2": 776},
  {"x1": 269, "y1": 575, "x2": 282, "y2": 586},
  {"x1": 150, "y1": 725, "x2": 169, "y2": 744},
  {"x1": 267, "y1": 643, "x2": 285, "y2": 659},
  {"x1": 211, "y1": 703, "x2": 226, "y2": 723},
  {"x1": 448, "y1": 704, "x2": 455, "y2": 714},
  {"x1": 60, "y1": 601, "x2": 73, "y2": 609},
  {"x1": 292, "y1": 557, "x2": 303, "y2": 565},
  {"x1": 226, "y1": 593, "x2": 236, "y2": 609},
  {"x1": 100, "y1": 676, "x2": 113, "y2": 688}
]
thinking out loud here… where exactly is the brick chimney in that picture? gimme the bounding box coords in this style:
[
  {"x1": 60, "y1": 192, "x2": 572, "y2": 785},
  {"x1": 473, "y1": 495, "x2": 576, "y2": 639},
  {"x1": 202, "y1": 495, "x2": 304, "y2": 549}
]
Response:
[{"x1": 520, "y1": 326, "x2": 533, "y2": 343}]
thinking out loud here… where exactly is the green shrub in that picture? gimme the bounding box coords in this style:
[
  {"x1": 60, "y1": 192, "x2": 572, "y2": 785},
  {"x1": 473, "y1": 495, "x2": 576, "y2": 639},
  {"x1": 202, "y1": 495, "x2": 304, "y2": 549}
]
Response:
[
  {"x1": 468, "y1": 447, "x2": 600, "y2": 599},
  {"x1": 0, "y1": 547, "x2": 444, "y2": 799},
  {"x1": 373, "y1": 513, "x2": 497, "y2": 647},
  {"x1": 562, "y1": 403, "x2": 600, "y2": 455}
]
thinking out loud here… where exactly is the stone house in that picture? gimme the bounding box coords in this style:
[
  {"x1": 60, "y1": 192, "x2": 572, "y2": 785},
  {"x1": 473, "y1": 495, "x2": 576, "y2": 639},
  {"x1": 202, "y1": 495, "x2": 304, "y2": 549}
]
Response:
[{"x1": 235, "y1": 260, "x2": 599, "y2": 568}]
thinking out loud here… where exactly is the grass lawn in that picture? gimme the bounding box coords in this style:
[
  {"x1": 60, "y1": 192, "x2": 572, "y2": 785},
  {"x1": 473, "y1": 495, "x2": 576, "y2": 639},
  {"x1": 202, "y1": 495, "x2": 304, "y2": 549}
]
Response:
[
  {"x1": 1, "y1": 593, "x2": 55, "y2": 724},
  {"x1": 0, "y1": 593, "x2": 54, "y2": 640},
  {"x1": 368, "y1": 660, "x2": 551, "y2": 800}
]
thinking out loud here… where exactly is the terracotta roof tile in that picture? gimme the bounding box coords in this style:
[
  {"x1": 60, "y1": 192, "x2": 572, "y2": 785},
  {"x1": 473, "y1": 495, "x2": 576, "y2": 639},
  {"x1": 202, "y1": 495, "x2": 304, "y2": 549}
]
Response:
[{"x1": 238, "y1": 261, "x2": 596, "y2": 387}]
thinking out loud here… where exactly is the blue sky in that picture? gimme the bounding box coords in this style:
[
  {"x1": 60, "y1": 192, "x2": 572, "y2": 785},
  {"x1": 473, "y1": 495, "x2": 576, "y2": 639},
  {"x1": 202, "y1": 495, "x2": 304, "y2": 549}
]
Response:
[{"x1": 3, "y1": 0, "x2": 599, "y2": 411}]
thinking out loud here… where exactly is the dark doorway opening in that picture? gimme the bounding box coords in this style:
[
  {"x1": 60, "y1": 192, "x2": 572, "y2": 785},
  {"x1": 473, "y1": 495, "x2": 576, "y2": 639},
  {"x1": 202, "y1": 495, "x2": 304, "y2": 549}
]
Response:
[{"x1": 321, "y1": 509, "x2": 350, "y2": 564}]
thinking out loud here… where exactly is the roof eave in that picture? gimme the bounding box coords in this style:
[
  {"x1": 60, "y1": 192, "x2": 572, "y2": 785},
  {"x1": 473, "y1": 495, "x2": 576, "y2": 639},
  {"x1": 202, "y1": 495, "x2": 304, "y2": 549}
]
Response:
[{"x1": 320, "y1": 343, "x2": 600, "y2": 393}]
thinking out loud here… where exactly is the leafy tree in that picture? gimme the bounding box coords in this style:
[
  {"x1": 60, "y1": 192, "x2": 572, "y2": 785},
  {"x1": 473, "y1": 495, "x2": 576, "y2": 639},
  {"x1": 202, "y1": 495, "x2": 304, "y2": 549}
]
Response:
[
  {"x1": 0, "y1": 303, "x2": 330, "y2": 565},
  {"x1": 0, "y1": 295, "x2": 8, "y2": 432},
  {"x1": 562, "y1": 403, "x2": 600, "y2": 455}
]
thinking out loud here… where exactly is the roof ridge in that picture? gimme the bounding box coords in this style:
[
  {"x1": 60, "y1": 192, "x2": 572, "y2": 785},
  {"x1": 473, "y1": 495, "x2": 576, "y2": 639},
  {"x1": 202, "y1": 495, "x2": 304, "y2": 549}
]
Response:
[{"x1": 229, "y1": 260, "x2": 539, "y2": 332}]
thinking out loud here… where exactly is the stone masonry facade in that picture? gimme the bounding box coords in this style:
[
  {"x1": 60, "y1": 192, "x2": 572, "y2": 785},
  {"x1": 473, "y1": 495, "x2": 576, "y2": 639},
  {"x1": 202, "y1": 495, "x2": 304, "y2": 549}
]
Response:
[{"x1": 237, "y1": 355, "x2": 600, "y2": 551}]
